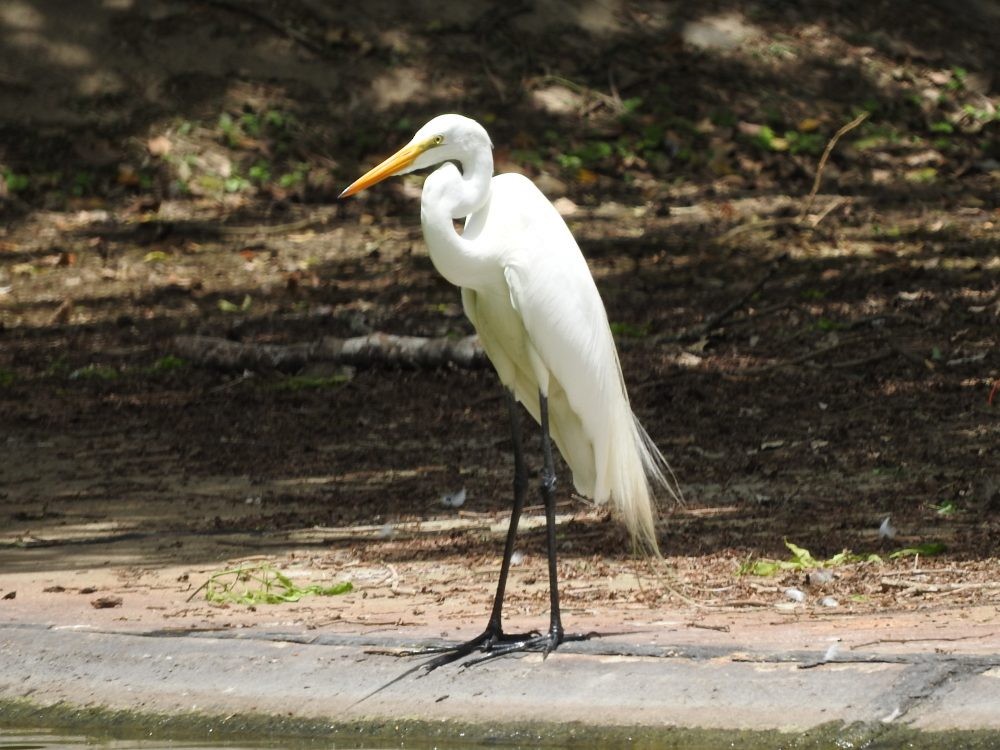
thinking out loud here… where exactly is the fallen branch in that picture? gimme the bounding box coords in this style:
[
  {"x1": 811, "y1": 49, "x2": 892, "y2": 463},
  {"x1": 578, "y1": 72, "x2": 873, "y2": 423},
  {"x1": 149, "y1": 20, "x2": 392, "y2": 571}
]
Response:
[
  {"x1": 196, "y1": 0, "x2": 331, "y2": 58},
  {"x1": 739, "y1": 334, "x2": 865, "y2": 375},
  {"x1": 81, "y1": 212, "x2": 331, "y2": 241},
  {"x1": 880, "y1": 578, "x2": 1000, "y2": 596},
  {"x1": 665, "y1": 254, "x2": 787, "y2": 343},
  {"x1": 800, "y1": 111, "x2": 870, "y2": 219},
  {"x1": 850, "y1": 633, "x2": 997, "y2": 650},
  {"x1": 719, "y1": 112, "x2": 870, "y2": 243},
  {"x1": 828, "y1": 348, "x2": 895, "y2": 369},
  {"x1": 174, "y1": 333, "x2": 486, "y2": 372}
]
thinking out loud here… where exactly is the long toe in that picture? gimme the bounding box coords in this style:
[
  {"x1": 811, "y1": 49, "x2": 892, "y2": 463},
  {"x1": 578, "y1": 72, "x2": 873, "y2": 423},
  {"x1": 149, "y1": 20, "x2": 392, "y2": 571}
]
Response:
[
  {"x1": 405, "y1": 626, "x2": 541, "y2": 672},
  {"x1": 463, "y1": 627, "x2": 569, "y2": 667}
]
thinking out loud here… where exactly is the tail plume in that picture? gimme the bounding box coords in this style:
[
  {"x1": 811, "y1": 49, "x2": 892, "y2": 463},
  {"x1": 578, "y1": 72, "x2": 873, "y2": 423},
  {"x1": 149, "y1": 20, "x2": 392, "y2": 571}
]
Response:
[{"x1": 607, "y1": 408, "x2": 683, "y2": 557}]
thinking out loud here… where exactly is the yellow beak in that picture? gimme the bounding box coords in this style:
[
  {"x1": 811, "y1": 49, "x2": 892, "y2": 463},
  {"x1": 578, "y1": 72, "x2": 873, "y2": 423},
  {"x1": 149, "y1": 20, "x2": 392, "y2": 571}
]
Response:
[{"x1": 339, "y1": 141, "x2": 427, "y2": 198}]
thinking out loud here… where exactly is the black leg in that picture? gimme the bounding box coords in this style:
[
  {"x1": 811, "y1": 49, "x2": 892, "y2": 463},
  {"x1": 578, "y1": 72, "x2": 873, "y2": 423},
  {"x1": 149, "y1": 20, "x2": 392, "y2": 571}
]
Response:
[
  {"x1": 414, "y1": 390, "x2": 536, "y2": 671},
  {"x1": 462, "y1": 390, "x2": 582, "y2": 666},
  {"x1": 412, "y1": 389, "x2": 593, "y2": 670},
  {"x1": 538, "y1": 392, "x2": 565, "y2": 650},
  {"x1": 486, "y1": 390, "x2": 530, "y2": 629}
]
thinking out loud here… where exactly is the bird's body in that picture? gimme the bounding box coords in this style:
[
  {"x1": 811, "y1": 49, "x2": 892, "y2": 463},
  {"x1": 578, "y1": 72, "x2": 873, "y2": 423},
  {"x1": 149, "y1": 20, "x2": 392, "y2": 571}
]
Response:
[
  {"x1": 453, "y1": 173, "x2": 668, "y2": 550},
  {"x1": 341, "y1": 114, "x2": 678, "y2": 665}
]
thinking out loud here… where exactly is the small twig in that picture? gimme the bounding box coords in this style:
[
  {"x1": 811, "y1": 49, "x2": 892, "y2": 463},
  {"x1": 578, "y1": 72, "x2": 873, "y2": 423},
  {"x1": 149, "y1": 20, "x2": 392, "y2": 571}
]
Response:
[
  {"x1": 881, "y1": 568, "x2": 968, "y2": 577},
  {"x1": 717, "y1": 114, "x2": 868, "y2": 243},
  {"x1": 717, "y1": 217, "x2": 799, "y2": 244},
  {"x1": 534, "y1": 74, "x2": 624, "y2": 116},
  {"x1": 800, "y1": 112, "x2": 870, "y2": 219},
  {"x1": 880, "y1": 578, "x2": 1000, "y2": 595},
  {"x1": 887, "y1": 341, "x2": 927, "y2": 367},
  {"x1": 196, "y1": 0, "x2": 331, "y2": 58},
  {"x1": 702, "y1": 599, "x2": 772, "y2": 608},
  {"x1": 468, "y1": 0, "x2": 531, "y2": 36},
  {"x1": 185, "y1": 578, "x2": 210, "y2": 603},
  {"x1": 666, "y1": 254, "x2": 786, "y2": 343},
  {"x1": 740, "y1": 334, "x2": 866, "y2": 375},
  {"x1": 687, "y1": 622, "x2": 730, "y2": 632},
  {"x1": 828, "y1": 348, "x2": 895, "y2": 369},
  {"x1": 809, "y1": 196, "x2": 849, "y2": 228},
  {"x1": 850, "y1": 633, "x2": 998, "y2": 650}
]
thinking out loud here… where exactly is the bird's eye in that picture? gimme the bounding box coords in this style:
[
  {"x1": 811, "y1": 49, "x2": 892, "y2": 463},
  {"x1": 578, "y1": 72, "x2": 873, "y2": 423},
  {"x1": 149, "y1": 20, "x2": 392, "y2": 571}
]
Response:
[{"x1": 433, "y1": 135, "x2": 444, "y2": 145}]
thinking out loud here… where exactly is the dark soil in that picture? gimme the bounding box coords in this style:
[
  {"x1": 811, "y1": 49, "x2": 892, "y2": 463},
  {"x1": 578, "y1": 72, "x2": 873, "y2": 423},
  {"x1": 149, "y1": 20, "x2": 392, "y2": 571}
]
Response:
[{"x1": 0, "y1": 1, "x2": 997, "y2": 631}]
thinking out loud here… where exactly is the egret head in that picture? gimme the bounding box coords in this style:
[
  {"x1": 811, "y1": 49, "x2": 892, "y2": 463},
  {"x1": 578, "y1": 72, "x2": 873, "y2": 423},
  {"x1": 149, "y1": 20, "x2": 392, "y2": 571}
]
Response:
[{"x1": 340, "y1": 114, "x2": 492, "y2": 198}]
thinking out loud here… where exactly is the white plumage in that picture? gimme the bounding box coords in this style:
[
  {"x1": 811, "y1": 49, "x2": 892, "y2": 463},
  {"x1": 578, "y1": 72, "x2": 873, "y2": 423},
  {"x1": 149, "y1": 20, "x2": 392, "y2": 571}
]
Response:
[{"x1": 342, "y1": 113, "x2": 678, "y2": 555}]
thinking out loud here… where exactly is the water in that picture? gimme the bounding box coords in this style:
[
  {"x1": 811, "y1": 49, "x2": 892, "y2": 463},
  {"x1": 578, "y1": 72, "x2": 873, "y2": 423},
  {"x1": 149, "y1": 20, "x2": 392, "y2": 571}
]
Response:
[
  {"x1": 0, "y1": 731, "x2": 409, "y2": 750},
  {"x1": 6, "y1": 723, "x2": 1000, "y2": 750},
  {"x1": 0, "y1": 731, "x2": 289, "y2": 750},
  {"x1": 0, "y1": 731, "x2": 404, "y2": 750}
]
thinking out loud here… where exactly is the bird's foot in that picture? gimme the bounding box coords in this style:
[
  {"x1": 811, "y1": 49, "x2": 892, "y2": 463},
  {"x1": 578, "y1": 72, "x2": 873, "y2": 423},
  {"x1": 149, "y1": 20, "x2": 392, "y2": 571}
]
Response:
[
  {"x1": 461, "y1": 625, "x2": 595, "y2": 667},
  {"x1": 406, "y1": 626, "x2": 541, "y2": 673}
]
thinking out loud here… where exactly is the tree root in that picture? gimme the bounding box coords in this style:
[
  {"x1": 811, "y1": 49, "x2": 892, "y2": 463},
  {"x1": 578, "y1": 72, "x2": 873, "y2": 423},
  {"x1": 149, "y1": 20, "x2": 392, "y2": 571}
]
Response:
[{"x1": 173, "y1": 333, "x2": 486, "y2": 372}]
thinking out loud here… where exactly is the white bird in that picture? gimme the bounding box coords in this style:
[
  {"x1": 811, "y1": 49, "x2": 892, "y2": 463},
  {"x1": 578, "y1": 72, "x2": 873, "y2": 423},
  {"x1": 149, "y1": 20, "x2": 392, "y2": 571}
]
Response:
[{"x1": 341, "y1": 114, "x2": 679, "y2": 666}]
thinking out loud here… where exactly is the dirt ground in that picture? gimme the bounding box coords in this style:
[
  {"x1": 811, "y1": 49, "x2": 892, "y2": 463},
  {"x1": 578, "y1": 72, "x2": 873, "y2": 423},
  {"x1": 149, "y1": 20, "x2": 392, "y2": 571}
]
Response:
[{"x1": 0, "y1": 1, "x2": 998, "y2": 649}]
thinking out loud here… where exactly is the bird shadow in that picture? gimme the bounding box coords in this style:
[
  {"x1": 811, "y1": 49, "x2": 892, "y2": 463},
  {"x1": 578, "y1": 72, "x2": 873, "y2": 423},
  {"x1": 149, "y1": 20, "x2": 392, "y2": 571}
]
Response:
[{"x1": 347, "y1": 627, "x2": 634, "y2": 710}]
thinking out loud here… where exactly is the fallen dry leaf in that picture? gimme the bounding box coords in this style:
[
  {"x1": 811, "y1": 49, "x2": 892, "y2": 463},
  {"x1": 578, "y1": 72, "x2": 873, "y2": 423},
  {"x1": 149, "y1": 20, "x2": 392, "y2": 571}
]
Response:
[
  {"x1": 147, "y1": 134, "x2": 172, "y2": 157},
  {"x1": 48, "y1": 299, "x2": 73, "y2": 325},
  {"x1": 91, "y1": 596, "x2": 123, "y2": 609}
]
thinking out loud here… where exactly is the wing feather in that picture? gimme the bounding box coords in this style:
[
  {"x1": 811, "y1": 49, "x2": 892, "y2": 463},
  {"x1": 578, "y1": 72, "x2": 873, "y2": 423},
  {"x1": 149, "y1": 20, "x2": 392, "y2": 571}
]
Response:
[{"x1": 460, "y1": 173, "x2": 673, "y2": 552}]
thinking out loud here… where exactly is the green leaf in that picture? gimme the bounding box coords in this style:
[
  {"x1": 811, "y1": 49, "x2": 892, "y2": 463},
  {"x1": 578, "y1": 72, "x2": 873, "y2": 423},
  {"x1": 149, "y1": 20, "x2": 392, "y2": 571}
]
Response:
[
  {"x1": 248, "y1": 163, "x2": 271, "y2": 183},
  {"x1": 786, "y1": 130, "x2": 824, "y2": 155},
  {"x1": 905, "y1": 167, "x2": 938, "y2": 184},
  {"x1": 148, "y1": 355, "x2": 187, "y2": 374},
  {"x1": 816, "y1": 317, "x2": 846, "y2": 331},
  {"x1": 307, "y1": 582, "x2": 353, "y2": 596},
  {"x1": 278, "y1": 169, "x2": 306, "y2": 188},
  {"x1": 610, "y1": 321, "x2": 650, "y2": 339},
  {"x1": 143, "y1": 250, "x2": 170, "y2": 263},
  {"x1": 224, "y1": 176, "x2": 250, "y2": 193},
  {"x1": 199, "y1": 562, "x2": 353, "y2": 605},
  {"x1": 784, "y1": 539, "x2": 818, "y2": 567},
  {"x1": 4, "y1": 170, "x2": 29, "y2": 192},
  {"x1": 740, "y1": 559, "x2": 783, "y2": 576},
  {"x1": 825, "y1": 550, "x2": 852, "y2": 566},
  {"x1": 218, "y1": 295, "x2": 252, "y2": 313},
  {"x1": 889, "y1": 543, "x2": 946, "y2": 559},
  {"x1": 621, "y1": 96, "x2": 643, "y2": 115},
  {"x1": 740, "y1": 542, "x2": 884, "y2": 577}
]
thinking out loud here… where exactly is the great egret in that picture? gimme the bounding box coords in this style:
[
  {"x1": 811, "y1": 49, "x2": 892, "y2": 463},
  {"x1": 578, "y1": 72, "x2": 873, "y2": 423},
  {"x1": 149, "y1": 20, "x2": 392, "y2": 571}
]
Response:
[{"x1": 341, "y1": 114, "x2": 678, "y2": 666}]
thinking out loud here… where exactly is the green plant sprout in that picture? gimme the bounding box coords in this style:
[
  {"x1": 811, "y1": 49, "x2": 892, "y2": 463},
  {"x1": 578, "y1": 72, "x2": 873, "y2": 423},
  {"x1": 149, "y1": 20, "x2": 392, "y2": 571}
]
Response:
[
  {"x1": 741, "y1": 539, "x2": 883, "y2": 576},
  {"x1": 189, "y1": 562, "x2": 352, "y2": 605},
  {"x1": 741, "y1": 538, "x2": 946, "y2": 576},
  {"x1": 889, "y1": 542, "x2": 947, "y2": 559}
]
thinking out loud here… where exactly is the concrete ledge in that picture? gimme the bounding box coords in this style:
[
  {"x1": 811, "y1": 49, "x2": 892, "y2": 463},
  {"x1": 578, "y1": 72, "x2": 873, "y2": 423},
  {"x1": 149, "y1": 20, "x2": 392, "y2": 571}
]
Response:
[{"x1": 2, "y1": 623, "x2": 1000, "y2": 746}]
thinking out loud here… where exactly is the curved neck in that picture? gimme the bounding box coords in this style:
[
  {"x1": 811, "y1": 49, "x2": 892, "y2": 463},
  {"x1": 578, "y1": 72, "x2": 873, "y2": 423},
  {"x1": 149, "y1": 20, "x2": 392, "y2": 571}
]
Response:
[{"x1": 420, "y1": 148, "x2": 497, "y2": 289}]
